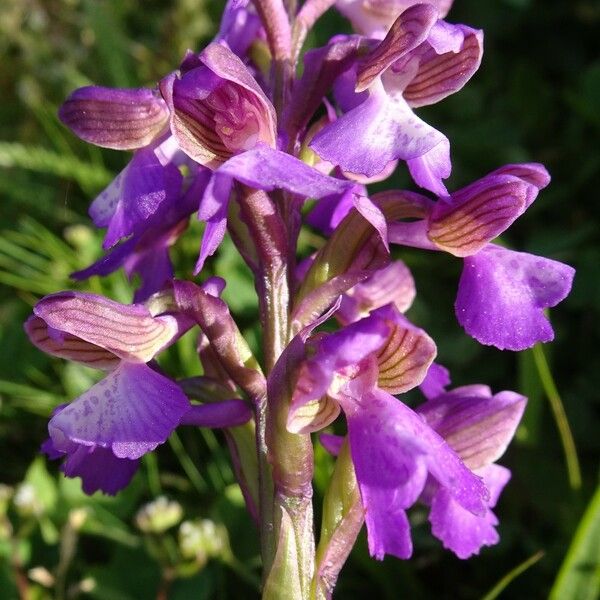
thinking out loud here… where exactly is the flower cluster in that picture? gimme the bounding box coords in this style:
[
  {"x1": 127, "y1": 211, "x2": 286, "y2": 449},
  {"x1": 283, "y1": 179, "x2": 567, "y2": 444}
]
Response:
[{"x1": 25, "y1": 0, "x2": 574, "y2": 594}]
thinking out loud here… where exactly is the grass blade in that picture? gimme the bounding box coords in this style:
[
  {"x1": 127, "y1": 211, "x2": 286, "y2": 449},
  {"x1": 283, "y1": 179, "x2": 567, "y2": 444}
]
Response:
[
  {"x1": 550, "y1": 487, "x2": 600, "y2": 600},
  {"x1": 532, "y1": 343, "x2": 582, "y2": 489},
  {"x1": 481, "y1": 550, "x2": 545, "y2": 600}
]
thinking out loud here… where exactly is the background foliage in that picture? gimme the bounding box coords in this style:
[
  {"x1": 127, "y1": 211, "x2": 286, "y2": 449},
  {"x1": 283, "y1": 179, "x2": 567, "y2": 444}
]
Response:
[{"x1": 0, "y1": 0, "x2": 598, "y2": 598}]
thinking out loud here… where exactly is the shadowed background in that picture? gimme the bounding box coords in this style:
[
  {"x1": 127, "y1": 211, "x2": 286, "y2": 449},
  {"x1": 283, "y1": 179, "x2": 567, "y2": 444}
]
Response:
[{"x1": 0, "y1": 0, "x2": 598, "y2": 598}]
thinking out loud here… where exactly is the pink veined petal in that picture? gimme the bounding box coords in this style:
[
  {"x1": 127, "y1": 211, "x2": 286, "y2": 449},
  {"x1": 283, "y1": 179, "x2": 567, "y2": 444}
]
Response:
[
  {"x1": 355, "y1": 4, "x2": 438, "y2": 92},
  {"x1": 30, "y1": 292, "x2": 182, "y2": 363},
  {"x1": 49, "y1": 363, "x2": 190, "y2": 460},
  {"x1": 59, "y1": 86, "x2": 169, "y2": 150},
  {"x1": 455, "y1": 245, "x2": 575, "y2": 350},
  {"x1": 338, "y1": 260, "x2": 416, "y2": 324},
  {"x1": 417, "y1": 389, "x2": 526, "y2": 470},
  {"x1": 427, "y1": 175, "x2": 533, "y2": 257},
  {"x1": 404, "y1": 24, "x2": 483, "y2": 108},
  {"x1": 25, "y1": 315, "x2": 120, "y2": 370}
]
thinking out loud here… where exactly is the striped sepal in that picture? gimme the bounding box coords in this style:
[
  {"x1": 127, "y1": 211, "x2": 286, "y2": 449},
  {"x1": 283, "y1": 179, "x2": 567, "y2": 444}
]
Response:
[
  {"x1": 25, "y1": 315, "x2": 119, "y2": 370},
  {"x1": 356, "y1": 4, "x2": 438, "y2": 92},
  {"x1": 404, "y1": 28, "x2": 483, "y2": 108},
  {"x1": 418, "y1": 391, "x2": 526, "y2": 470},
  {"x1": 31, "y1": 292, "x2": 179, "y2": 364},
  {"x1": 428, "y1": 178, "x2": 529, "y2": 257},
  {"x1": 287, "y1": 395, "x2": 341, "y2": 434},
  {"x1": 376, "y1": 315, "x2": 436, "y2": 394},
  {"x1": 59, "y1": 86, "x2": 169, "y2": 150}
]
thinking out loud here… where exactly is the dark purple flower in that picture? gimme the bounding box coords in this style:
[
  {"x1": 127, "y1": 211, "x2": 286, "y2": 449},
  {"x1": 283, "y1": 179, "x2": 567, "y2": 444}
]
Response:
[
  {"x1": 388, "y1": 163, "x2": 575, "y2": 349},
  {"x1": 310, "y1": 5, "x2": 483, "y2": 194},
  {"x1": 26, "y1": 291, "x2": 250, "y2": 494}
]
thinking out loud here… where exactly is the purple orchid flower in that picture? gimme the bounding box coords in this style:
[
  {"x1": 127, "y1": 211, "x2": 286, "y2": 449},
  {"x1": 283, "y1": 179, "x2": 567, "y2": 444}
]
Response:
[
  {"x1": 320, "y1": 376, "x2": 525, "y2": 559},
  {"x1": 24, "y1": 291, "x2": 251, "y2": 494},
  {"x1": 310, "y1": 5, "x2": 483, "y2": 195},
  {"x1": 283, "y1": 304, "x2": 500, "y2": 560},
  {"x1": 388, "y1": 162, "x2": 575, "y2": 349},
  {"x1": 417, "y1": 382, "x2": 526, "y2": 557},
  {"x1": 160, "y1": 43, "x2": 277, "y2": 168}
]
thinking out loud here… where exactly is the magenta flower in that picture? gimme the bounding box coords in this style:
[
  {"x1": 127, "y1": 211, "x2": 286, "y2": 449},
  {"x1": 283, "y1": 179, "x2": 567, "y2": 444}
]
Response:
[
  {"x1": 310, "y1": 5, "x2": 483, "y2": 194},
  {"x1": 25, "y1": 291, "x2": 250, "y2": 494},
  {"x1": 388, "y1": 162, "x2": 575, "y2": 349}
]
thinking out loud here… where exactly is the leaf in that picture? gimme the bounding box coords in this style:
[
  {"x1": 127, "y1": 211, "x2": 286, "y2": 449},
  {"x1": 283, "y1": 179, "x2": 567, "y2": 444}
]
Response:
[
  {"x1": 550, "y1": 487, "x2": 600, "y2": 600},
  {"x1": 0, "y1": 142, "x2": 112, "y2": 189},
  {"x1": 24, "y1": 457, "x2": 58, "y2": 514},
  {"x1": 481, "y1": 550, "x2": 545, "y2": 600}
]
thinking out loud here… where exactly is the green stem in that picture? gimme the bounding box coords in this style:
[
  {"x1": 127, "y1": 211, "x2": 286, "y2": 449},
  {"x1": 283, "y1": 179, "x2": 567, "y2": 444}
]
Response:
[
  {"x1": 168, "y1": 431, "x2": 208, "y2": 495},
  {"x1": 531, "y1": 344, "x2": 581, "y2": 490}
]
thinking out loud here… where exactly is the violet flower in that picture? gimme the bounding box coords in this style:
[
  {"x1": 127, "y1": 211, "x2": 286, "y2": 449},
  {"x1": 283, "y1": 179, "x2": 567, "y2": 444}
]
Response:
[
  {"x1": 388, "y1": 163, "x2": 575, "y2": 349},
  {"x1": 310, "y1": 5, "x2": 483, "y2": 194},
  {"x1": 25, "y1": 291, "x2": 251, "y2": 494},
  {"x1": 284, "y1": 304, "x2": 498, "y2": 559}
]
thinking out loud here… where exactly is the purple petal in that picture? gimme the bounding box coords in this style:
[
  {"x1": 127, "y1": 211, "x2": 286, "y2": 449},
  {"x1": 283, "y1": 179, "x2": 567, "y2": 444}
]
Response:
[
  {"x1": 428, "y1": 464, "x2": 510, "y2": 558},
  {"x1": 319, "y1": 433, "x2": 345, "y2": 456},
  {"x1": 355, "y1": 4, "x2": 438, "y2": 92},
  {"x1": 216, "y1": 144, "x2": 354, "y2": 198},
  {"x1": 311, "y1": 86, "x2": 449, "y2": 189},
  {"x1": 30, "y1": 292, "x2": 182, "y2": 363},
  {"x1": 455, "y1": 245, "x2": 575, "y2": 350},
  {"x1": 217, "y1": 0, "x2": 262, "y2": 56},
  {"x1": 417, "y1": 389, "x2": 526, "y2": 469},
  {"x1": 90, "y1": 146, "x2": 183, "y2": 249},
  {"x1": 195, "y1": 173, "x2": 233, "y2": 273},
  {"x1": 306, "y1": 189, "x2": 356, "y2": 235},
  {"x1": 61, "y1": 446, "x2": 139, "y2": 496},
  {"x1": 363, "y1": 488, "x2": 414, "y2": 560},
  {"x1": 338, "y1": 261, "x2": 416, "y2": 324},
  {"x1": 406, "y1": 135, "x2": 451, "y2": 196},
  {"x1": 49, "y1": 363, "x2": 190, "y2": 460},
  {"x1": 428, "y1": 485, "x2": 499, "y2": 559},
  {"x1": 428, "y1": 175, "x2": 533, "y2": 257},
  {"x1": 404, "y1": 24, "x2": 483, "y2": 108},
  {"x1": 59, "y1": 86, "x2": 169, "y2": 150},
  {"x1": 352, "y1": 194, "x2": 388, "y2": 250},
  {"x1": 179, "y1": 399, "x2": 252, "y2": 428},
  {"x1": 419, "y1": 362, "x2": 451, "y2": 399}
]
